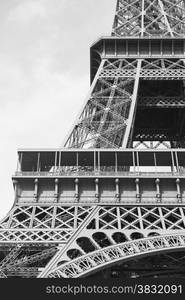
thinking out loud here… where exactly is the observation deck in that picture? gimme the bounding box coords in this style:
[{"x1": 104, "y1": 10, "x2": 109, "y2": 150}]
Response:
[{"x1": 12, "y1": 148, "x2": 185, "y2": 206}]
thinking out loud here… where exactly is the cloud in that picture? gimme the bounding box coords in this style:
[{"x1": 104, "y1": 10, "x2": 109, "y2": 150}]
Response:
[
  {"x1": 0, "y1": 52, "x2": 89, "y2": 219},
  {"x1": 7, "y1": 0, "x2": 47, "y2": 23}
]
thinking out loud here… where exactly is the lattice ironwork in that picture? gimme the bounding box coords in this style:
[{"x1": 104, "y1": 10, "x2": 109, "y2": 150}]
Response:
[
  {"x1": 46, "y1": 234, "x2": 185, "y2": 278},
  {"x1": 64, "y1": 59, "x2": 140, "y2": 149},
  {"x1": 1, "y1": 0, "x2": 185, "y2": 279},
  {"x1": 39, "y1": 206, "x2": 185, "y2": 277},
  {"x1": 0, "y1": 206, "x2": 94, "y2": 243},
  {"x1": 112, "y1": 0, "x2": 185, "y2": 37}
]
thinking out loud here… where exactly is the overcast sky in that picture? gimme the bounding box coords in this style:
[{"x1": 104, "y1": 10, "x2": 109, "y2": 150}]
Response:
[{"x1": 0, "y1": 0, "x2": 116, "y2": 219}]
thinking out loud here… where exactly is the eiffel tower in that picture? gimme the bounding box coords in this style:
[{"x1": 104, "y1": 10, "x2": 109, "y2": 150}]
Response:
[{"x1": 1, "y1": 0, "x2": 185, "y2": 279}]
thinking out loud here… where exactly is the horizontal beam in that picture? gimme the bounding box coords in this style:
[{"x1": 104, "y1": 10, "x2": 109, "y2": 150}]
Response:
[
  {"x1": 45, "y1": 234, "x2": 185, "y2": 278},
  {"x1": 90, "y1": 38, "x2": 185, "y2": 81},
  {"x1": 10, "y1": 177, "x2": 185, "y2": 205}
]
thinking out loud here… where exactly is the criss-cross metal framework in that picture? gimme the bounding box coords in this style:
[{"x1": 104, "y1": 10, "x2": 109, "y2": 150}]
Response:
[
  {"x1": 46, "y1": 234, "x2": 185, "y2": 278},
  {"x1": 1, "y1": 0, "x2": 185, "y2": 278},
  {"x1": 112, "y1": 0, "x2": 185, "y2": 37}
]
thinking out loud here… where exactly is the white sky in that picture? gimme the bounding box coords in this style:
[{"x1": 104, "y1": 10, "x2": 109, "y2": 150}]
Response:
[{"x1": 0, "y1": 0, "x2": 116, "y2": 219}]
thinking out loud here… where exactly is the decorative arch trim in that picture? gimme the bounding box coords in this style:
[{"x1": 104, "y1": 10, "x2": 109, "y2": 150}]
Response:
[{"x1": 46, "y1": 234, "x2": 185, "y2": 278}]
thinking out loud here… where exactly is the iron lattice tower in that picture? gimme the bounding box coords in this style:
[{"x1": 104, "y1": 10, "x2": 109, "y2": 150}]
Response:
[{"x1": 1, "y1": 0, "x2": 185, "y2": 278}]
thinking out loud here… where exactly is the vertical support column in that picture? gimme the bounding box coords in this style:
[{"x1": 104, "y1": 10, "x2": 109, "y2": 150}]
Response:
[
  {"x1": 176, "y1": 179, "x2": 182, "y2": 203},
  {"x1": 155, "y1": 179, "x2": 161, "y2": 203},
  {"x1": 115, "y1": 152, "x2": 118, "y2": 174},
  {"x1": 171, "y1": 151, "x2": 175, "y2": 174},
  {"x1": 76, "y1": 152, "x2": 79, "y2": 174},
  {"x1": 135, "y1": 178, "x2": 141, "y2": 203},
  {"x1": 98, "y1": 151, "x2": 100, "y2": 174},
  {"x1": 141, "y1": 0, "x2": 145, "y2": 37},
  {"x1": 133, "y1": 152, "x2": 136, "y2": 173},
  {"x1": 54, "y1": 179, "x2": 59, "y2": 202},
  {"x1": 94, "y1": 151, "x2": 96, "y2": 174},
  {"x1": 16, "y1": 153, "x2": 22, "y2": 173},
  {"x1": 115, "y1": 178, "x2": 120, "y2": 202},
  {"x1": 136, "y1": 152, "x2": 140, "y2": 173},
  {"x1": 54, "y1": 151, "x2": 57, "y2": 173},
  {"x1": 122, "y1": 60, "x2": 142, "y2": 148},
  {"x1": 37, "y1": 153, "x2": 40, "y2": 173},
  {"x1": 58, "y1": 151, "x2": 62, "y2": 175},
  {"x1": 95, "y1": 178, "x2": 99, "y2": 202},
  {"x1": 175, "y1": 151, "x2": 180, "y2": 175},
  {"x1": 154, "y1": 152, "x2": 157, "y2": 174},
  {"x1": 74, "y1": 179, "x2": 79, "y2": 202},
  {"x1": 34, "y1": 178, "x2": 39, "y2": 201},
  {"x1": 12, "y1": 179, "x2": 18, "y2": 204}
]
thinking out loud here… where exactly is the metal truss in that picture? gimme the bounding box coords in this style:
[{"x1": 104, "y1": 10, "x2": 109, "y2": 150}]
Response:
[
  {"x1": 133, "y1": 141, "x2": 171, "y2": 149},
  {"x1": 39, "y1": 206, "x2": 185, "y2": 277},
  {"x1": 99, "y1": 58, "x2": 185, "y2": 80},
  {"x1": 138, "y1": 97, "x2": 185, "y2": 107},
  {"x1": 64, "y1": 59, "x2": 140, "y2": 148},
  {"x1": 4, "y1": 267, "x2": 39, "y2": 278},
  {"x1": 140, "y1": 58, "x2": 185, "y2": 79},
  {"x1": 45, "y1": 234, "x2": 185, "y2": 278},
  {"x1": 2, "y1": 0, "x2": 185, "y2": 279},
  {"x1": 0, "y1": 244, "x2": 22, "y2": 278},
  {"x1": 0, "y1": 206, "x2": 94, "y2": 243},
  {"x1": 64, "y1": 57, "x2": 185, "y2": 149},
  {"x1": 0, "y1": 246, "x2": 58, "y2": 278},
  {"x1": 112, "y1": 0, "x2": 185, "y2": 37}
]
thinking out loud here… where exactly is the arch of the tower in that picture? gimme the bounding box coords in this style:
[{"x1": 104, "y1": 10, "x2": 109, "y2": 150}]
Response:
[{"x1": 46, "y1": 234, "x2": 185, "y2": 278}]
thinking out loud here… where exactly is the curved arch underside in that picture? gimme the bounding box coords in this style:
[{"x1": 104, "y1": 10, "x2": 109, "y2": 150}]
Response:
[{"x1": 47, "y1": 234, "x2": 185, "y2": 278}]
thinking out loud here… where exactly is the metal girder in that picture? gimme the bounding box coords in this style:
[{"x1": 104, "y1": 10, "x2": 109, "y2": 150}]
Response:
[
  {"x1": 112, "y1": 0, "x2": 185, "y2": 37},
  {"x1": 0, "y1": 245, "x2": 22, "y2": 269},
  {"x1": 1, "y1": 0, "x2": 185, "y2": 280},
  {"x1": 122, "y1": 60, "x2": 141, "y2": 147},
  {"x1": 0, "y1": 271, "x2": 7, "y2": 278},
  {"x1": 64, "y1": 59, "x2": 136, "y2": 148},
  {"x1": 5, "y1": 267, "x2": 39, "y2": 278},
  {"x1": 133, "y1": 141, "x2": 171, "y2": 149},
  {"x1": 63, "y1": 57, "x2": 185, "y2": 149},
  {"x1": 38, "y1": 206, "x2": 185, "y2": 277},
  {"x1": 7, "y1": 247, "x2": 58, "y2": 268},
  {"x1": 138, "y1": 96, "x2": 185, "y2": 107},
  {"x1": 0, "y1": 206, "x2": 94, "y2": 243},
  {"x1": 38, "y1": 206, "x2": 100, "y2": 277},
  {"x1": 46, "y1": 234, "x2": 185, "y2": 278}
]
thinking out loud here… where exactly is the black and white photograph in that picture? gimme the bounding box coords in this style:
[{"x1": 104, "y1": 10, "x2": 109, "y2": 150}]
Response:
[{"x1": 0, "y1": 0, "x2": 185, "y2": 299}]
